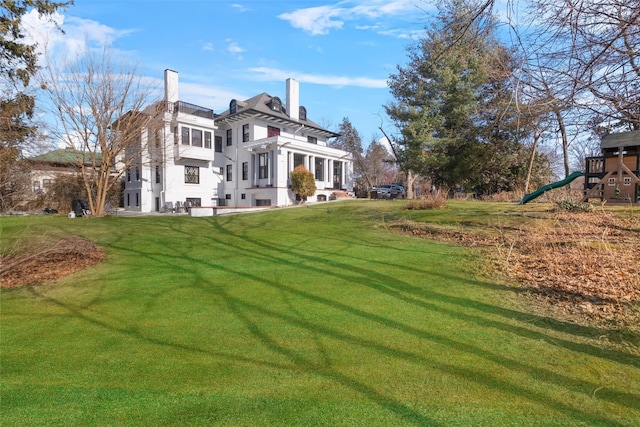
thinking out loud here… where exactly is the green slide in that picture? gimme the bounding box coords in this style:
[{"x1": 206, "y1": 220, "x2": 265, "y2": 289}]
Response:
[{"x1": 519, "y1": 171, "x2": 584, "y2": 204}]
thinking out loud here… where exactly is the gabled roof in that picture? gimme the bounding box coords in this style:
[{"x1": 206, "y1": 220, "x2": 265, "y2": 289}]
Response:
[
  {"x1": 29, "y1": 149, "x2": 101, "y2": 166},
  {"x1": 216, "y1": 92, "x2": 339, "y2": 138},
  {"x1": 601, "y1": 130, "x2": 640, "y2": 150}
]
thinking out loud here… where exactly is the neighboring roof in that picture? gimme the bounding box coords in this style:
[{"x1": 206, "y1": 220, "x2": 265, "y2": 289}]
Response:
[
  {"x1": 216, "y1": 92, "x2": 339, "y2": 138},
  {"x1": 29, "y1": 149, "x2": 101, "y2": 166},
  {"x1": 601, "y1": 130, "x2": 640, "y2": 150}
]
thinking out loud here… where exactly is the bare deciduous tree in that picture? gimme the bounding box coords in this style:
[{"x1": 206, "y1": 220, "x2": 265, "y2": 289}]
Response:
[{"x1": 42, "y1": 46, "x2": 157, "y2": 216}]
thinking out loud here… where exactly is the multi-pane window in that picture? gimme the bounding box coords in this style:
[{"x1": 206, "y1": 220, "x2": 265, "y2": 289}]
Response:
[
  {"x1": 186, "y1": 198, "x2": 201, "y2": 207},
  {"x1": 315, "y1": 157, "x2": 324, "y2": 181},
  {"x1": 226, "y1": 129, "x2": 232, "y2": 146},
  {"x1": 226, "y1": 164, "x2": 233, "y2": 181},
  {"x1": 155, "y1": 165, "x2": 161, "y2": 184},
  {"x1": 215, "y1": 136, "x2": 222, "y2": 152},
  {"x1": 192, "y1": 129, "x2": 202, "y2": 147},
  {"x1": 242, "y1": 124, "x2": 250, "y2": 142},
  {"x1": 181, "y1": 127, "x2": 190, "y2": 145},
  {"x1": 242, "y1": 162, "x2": 248, "y2": 180},
  {"x1": 178, "y1": 127, "x2": 212, "y2": 148},
  {"x1": 259, "y1": 153, "x2": 269, "y2": 179},
  {"x1": 623, "y1": 177, "x2": 632, "y2": 186},
  {"x1": 307, "y1": 136, "x2": 317, "y2": 144},
  {"x1": 43, "y1": 179, "x2": 52, "y2": 189},
  {"x1": 294, "y1": 153, "x2": 305, "y2": 168},
  {"x1": 33, "y1": 181, "x2": 40, "y2": 192},
  {"x1": 185, "y1": 166, "x2": 200, "y2": 184},
  {"x1": 608, "y1": 177, "x2": 616, "y2": 186},
  {"x1": 267, "y1": 126, "x2": 280, "y2": 138},
  {"x1": 135, "y1": 166, "x2": 140, "y2": 181}
]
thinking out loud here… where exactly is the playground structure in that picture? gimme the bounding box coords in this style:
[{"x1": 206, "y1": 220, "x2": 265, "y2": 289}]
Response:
[
  {"x1": 584, "y1": 130, "x2": 640, "y2": 204},
  {"x1": 520, "y1": 130, "x2": 640, "y2": 205},
  {"x1": 519, "y1": 171, "x2": 584, "y2": 204}
]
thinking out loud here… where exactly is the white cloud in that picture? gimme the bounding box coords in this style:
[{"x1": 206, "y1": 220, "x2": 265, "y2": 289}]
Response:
[
  {"x1": 202, "y1": 42, "x2": 214, "y2": 51},
  {"x1": 231, "y1": 3, "x2": 251, "y2": 12},
  {"x1": 249, "y1": 67, "x2": 387, "y2": 89},
  {"x1": 21, "y1": 10, "x2": 134, "y2": 61},
  {"x1": 226, "y1": 39, "x2": 245, "y2": 54},
  {"x1": 278, "y1": 5, "x2": 345, "y2": 35},
  {"x1": 278, "y1": 0, "x2": 419, "y2": 35}
]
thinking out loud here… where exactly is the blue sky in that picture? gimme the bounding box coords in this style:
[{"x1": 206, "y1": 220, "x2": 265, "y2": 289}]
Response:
[{"x1": 24, "y1": 0, "x2": 444, "y2": 145}]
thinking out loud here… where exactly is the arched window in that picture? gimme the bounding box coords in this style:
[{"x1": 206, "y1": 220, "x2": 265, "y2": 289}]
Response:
[
  {"x1": 299, "y1": 106, "x2": 307, "y2": 121},
  {"x1": 230, "y1": 99, "x2": 237, "y2": 114},
  {"x1": 270, "y1": 97, "x2": 282, "y2": 112}
]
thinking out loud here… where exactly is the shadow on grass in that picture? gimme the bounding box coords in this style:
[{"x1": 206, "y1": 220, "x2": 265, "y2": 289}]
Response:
[{"x1": 17, "y1": 212, "x2": 638, "y2": 425}]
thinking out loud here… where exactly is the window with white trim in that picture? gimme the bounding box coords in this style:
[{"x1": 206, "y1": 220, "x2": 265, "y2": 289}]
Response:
[
  {"x1": 243, "y1": 124, "x2": 250, "y2": 142},
  {"x1": 192, "y1": 129, "x2": 202, "y2": 147},
  {"x1": 185, "y1": 166, "x2": 200, "y2": 184},
  {"x1": 181, "y1": 127, "x2": 190, "y2": 145},
  {"x1": 315, "y1": 157, "x2": 324, "y2": 180},
  {"x1": 259, "y1": 153, "x2": 269, "y2": 179}
]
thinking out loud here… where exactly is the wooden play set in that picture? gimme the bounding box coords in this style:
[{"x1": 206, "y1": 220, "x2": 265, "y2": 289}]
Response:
[{"x1": 584, "y1": 130, "x2": 640, "y2": 205}]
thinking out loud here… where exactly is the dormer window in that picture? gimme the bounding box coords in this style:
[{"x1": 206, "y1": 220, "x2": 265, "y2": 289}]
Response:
[
  {"x1": 230, "y1": 99, "x2": 237, "y2": 114},
  {"x1": 299, "y1": 106, "x2": 307, "y2": 121},
  {"x1": 270, "y1": 97, "x2": 282, "y2": 112}
]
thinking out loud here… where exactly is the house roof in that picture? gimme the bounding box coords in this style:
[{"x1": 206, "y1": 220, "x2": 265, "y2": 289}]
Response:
[
  {"x1": 29, "y1": 149, "x2": 101, "y2": 166},
  {"x1": 216, "y1": 92, "x2": 339, "y2": 138},
  {"x1": 601, "y1": 130, "x2": 640, "y2": 149}
]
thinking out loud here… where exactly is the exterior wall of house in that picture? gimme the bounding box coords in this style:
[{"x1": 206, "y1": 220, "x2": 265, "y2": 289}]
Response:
[
  {"x1": 123, "y1": 71, "x2": 352, "y2": 212},
  {"x1": 215, "y1": 117, "x2": 352, "y2": 208}
]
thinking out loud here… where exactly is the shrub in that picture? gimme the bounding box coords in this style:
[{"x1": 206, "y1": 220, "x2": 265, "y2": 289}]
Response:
[
  {"x1": 290, "y1": 165, "x2": 316, "y2": 203},
  {"x1": 404, "y1": 194, "x2": 447, "y2": 210},
  {"x1": 555, "y1": 199, "x2": 594, "y2": 213}
]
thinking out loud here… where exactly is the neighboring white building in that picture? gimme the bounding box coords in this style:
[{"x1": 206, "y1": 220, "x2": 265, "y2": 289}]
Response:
[{"x1": 123, "y1": 70, "x2": 353, "y2": 213}]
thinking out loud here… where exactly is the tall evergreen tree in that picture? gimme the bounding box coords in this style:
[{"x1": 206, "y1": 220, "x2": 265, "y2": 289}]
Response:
[
  {"x1": 385, "y1": 0, "x2": 548, "y2": 195},
  {"x1": 329, "y1": 117, "x2": 372, "y2": 189},
  {"x1": 1, "y1": 0, "x2": 72, "y2": 210}
]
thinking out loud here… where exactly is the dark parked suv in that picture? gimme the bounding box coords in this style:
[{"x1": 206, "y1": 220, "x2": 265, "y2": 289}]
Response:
[{"x1": 374, "y1": 184, "x2": 406, "y2": 198}]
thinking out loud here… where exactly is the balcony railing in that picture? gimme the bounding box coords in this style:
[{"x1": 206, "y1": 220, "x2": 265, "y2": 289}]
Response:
[{"x1": 165, "y1": 101, "x2": 214, "y2": 119}]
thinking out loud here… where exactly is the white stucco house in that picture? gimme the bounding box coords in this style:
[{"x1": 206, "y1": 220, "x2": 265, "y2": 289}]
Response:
[{"x1": 122, "y1": 69, "x2": 353, "y2": 213}]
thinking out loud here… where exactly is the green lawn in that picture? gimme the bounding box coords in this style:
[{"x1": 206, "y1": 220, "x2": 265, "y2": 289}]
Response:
[{"x1": 1, "y1": 201, "x2": 639, "y2": 426}]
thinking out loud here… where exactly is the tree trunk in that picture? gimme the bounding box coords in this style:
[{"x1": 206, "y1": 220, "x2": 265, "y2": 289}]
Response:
[
  {"x1": 406, "y1": 170, "x2": 416, "y2": 199},
  {"x1": 554, "y1": 109, "x2": 570, "y2": 178}
]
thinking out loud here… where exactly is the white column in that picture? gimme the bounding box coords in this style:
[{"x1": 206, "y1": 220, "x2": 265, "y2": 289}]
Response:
[
  {"x1": 254, "y1": 153, "x2": 259, "y2": 185},
  {"x1": 269, "y1": 150, "x2": 274, "y2": 186}
]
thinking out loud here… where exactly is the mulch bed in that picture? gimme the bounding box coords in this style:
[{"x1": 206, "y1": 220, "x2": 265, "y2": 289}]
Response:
[
  {"x1": 390, "y1": 211, "x2": 640, "y2": 328},
  {"x1": 0, "y1": 237, "x2": 104, "y2": 289}
]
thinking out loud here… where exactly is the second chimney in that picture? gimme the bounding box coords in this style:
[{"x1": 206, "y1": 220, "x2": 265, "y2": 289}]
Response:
[{"x1": 286, "y1": 78, "x2": 299, "y2": 121}]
